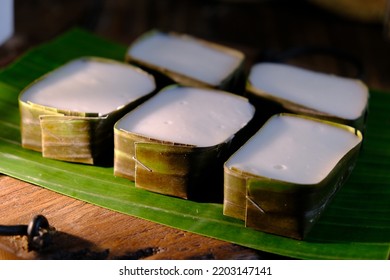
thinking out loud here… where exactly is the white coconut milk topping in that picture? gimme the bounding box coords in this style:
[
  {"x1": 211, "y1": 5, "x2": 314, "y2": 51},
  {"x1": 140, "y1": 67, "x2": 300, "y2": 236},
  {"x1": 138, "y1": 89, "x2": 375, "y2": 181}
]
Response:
[
  {"x1": 248, "y1": 63, "x2": 368, "y2": 120},
  {"x1": 116, "y1": 87, "x2": 255, "y2": 147},
  {"x1": 20, "y1": 58, "x2": 155, "y2": 116},
  {"x1": 226, "y1": 115, "x2": 361, "y2": 185},
  {"x1": 128, "y1": 31, "x2": 243, "y2": 86}
]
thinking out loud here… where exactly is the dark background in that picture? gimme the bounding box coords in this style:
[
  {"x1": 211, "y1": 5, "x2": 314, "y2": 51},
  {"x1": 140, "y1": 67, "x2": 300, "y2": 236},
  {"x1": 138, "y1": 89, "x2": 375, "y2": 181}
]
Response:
[{"x1": 1, "y1": 0, "x2": 390, "y2": 91}]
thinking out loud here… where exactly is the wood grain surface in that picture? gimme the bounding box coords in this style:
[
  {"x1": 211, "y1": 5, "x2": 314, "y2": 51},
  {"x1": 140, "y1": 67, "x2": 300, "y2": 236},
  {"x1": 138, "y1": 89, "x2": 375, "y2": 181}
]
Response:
[
  {"x1": 0, "y1": 175, "x2": 277, "y2": 260},
  {"x1": 0, "y1": 0, "x2": 389, "y2": 259}
]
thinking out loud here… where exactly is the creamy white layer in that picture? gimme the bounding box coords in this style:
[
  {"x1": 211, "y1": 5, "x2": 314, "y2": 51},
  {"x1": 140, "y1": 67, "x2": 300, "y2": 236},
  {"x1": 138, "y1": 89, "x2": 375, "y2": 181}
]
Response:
[
  {"x1": 248, "y1": 63, "x2": 368, "y2": 120},
  {"x1": 225, "y1": 115, "x2": 361, "y2": 185},
  {"x1": 128, "y1": 31, "x2": 243, "y2": 86},
  {"x1": 20, "y1": 58, "x2": 155, "y2": 116},
  {"x1": 116, "y1": 86, "x2": 255, "y2": 147}
]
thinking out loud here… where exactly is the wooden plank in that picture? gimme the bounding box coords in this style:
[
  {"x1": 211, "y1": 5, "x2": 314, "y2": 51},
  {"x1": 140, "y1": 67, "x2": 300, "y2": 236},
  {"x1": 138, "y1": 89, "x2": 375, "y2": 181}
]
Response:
[{"x1": 0, "y1": 175, "x2": 272, "y2": 259}]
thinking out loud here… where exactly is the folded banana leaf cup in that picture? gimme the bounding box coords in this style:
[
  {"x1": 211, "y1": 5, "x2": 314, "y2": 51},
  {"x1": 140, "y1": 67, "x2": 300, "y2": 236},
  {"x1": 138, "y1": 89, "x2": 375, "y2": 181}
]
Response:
[
  {"x1": 246, "y1": 62, "x2": 369, "y2": 132},
  {"x1": 224, "y1": 113, "x2": 363, "y2": 239},
  {"x1": 19, "y1": 57, "x2": 156, "y2": 165},
  {"x1": 114, "y1": 85, "x2": 255, "y2": 200},
  {"x1": 125, "y1": 30, "x2": 246, "y2": 94}
]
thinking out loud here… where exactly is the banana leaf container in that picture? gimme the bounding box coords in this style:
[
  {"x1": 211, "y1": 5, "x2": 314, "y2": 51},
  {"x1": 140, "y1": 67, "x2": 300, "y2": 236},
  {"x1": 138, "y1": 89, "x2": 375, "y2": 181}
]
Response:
[
  {"x1": 115, "y1": 135, "x2": 229, "y2": 200},
  {"x1": 19, "y1": 57, "x2": 156, "y2": 165},
  {"x1": 114, "y1": 85, "x2": 255, "y2": 200},
  {"x1": 246, "y1": 62, "x2": 369, "y2": 132},
  {"x1": 126, "y1": 30, "x2": 246, "y2": 94},
  {"x1": 224, "y1": 113, "x2": 363, "y2": 239}
]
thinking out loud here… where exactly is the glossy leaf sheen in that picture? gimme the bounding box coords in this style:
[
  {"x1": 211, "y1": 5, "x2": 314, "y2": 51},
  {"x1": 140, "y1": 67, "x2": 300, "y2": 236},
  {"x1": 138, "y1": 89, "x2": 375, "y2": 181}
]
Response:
[{"x1": 0, "y1": 29, "x2": 389, "y2": 259}]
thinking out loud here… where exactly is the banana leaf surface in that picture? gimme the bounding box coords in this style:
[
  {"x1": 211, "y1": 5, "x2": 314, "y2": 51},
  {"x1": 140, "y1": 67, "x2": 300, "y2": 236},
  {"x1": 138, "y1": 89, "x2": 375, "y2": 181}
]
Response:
[{"x1": 0, "y1": 28, "x2": 389, "y2": 260}]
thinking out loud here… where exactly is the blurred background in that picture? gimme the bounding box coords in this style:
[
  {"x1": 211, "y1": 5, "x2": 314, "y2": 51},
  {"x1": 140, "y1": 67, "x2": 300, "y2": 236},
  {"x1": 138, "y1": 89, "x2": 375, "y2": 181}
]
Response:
[{"x1": 1, "y1": 0, "x2": 389, "y2": 92}]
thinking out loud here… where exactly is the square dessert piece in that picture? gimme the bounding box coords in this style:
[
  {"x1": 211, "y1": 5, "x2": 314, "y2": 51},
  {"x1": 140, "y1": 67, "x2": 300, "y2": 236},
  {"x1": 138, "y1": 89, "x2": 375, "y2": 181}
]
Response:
[
  {"x1": 19, "y1": 57, "x2": 156, "y2": 164},
  {"x1": 224, "y1": 113, "x2": 362, "y2": 239},
  {"x1": 114, "y1": 85, "x2": 255, "y2": 199},
  {"x1": 246, "y1": 62, "x2": 369, "y2": 131},
  {"x1": 126, "y1": 30, "x2": 246, "y2": 93}
]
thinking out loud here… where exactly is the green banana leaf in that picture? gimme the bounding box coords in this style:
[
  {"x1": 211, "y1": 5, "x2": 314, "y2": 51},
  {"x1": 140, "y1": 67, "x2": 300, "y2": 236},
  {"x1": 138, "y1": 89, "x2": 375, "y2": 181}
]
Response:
[{"x1": 0, "y1": 28, "x2": 389, "y2": 260}]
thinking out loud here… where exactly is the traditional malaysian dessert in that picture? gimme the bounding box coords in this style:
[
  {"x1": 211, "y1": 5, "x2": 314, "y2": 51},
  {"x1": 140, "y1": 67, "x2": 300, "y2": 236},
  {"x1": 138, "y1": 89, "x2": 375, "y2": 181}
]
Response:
[
  {"x1": 224, "y1": 113, "x2": 363, "y2": 239},
  {"x1": 246, "y1": 62, "x2": 369, "y2": 131},
  {"x1": 19, "y1": 57, "x2": 156, "y2": 164},
  {"x1": 126, "y1": 30, "x2": 246, "y2": 93},
  {"x1": 114, "y1": 85, "x2": 255, "y2": 199}
]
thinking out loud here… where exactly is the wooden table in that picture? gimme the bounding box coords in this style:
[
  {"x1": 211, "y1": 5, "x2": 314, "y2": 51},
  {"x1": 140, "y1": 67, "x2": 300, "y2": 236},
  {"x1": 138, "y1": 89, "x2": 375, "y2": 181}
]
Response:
[{"x1": 1, "y1": 0, "x2": 389, "y2": 259}]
